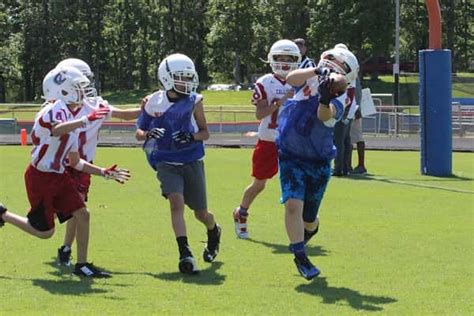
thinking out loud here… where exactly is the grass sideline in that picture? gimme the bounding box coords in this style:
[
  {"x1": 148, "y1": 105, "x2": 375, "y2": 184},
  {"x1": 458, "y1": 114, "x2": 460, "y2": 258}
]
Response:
[{"x1": 0, "y1": 147, "x2": 473, "y2": 314}]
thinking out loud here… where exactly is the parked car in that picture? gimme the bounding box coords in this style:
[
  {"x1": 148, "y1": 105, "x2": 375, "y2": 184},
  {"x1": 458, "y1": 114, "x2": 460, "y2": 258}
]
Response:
[{"x1": 361, "y1": 57, "x2": 416, "y2": 75}]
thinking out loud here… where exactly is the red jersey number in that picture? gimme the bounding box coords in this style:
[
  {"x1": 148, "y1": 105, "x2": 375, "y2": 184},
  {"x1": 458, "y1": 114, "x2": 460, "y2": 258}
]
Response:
[
  {"x1": 50, "y1": 134, "x2": 70, "y2": 171},
  {"x1": 267, "y1": 98, "x2": 279, "y2": 129},
  {"x1": 78, "y1": 131, "x2": 87, "y2": 160}
]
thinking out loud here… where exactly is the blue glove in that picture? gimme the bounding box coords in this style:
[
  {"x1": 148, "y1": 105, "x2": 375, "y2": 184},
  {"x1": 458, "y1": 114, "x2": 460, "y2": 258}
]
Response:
[
  {"x1": 172, "y1": 131, "x2": 194, "y2": 144},
  {"x1": 146, "y1": 128, "x2": 166, "y2": 139}
]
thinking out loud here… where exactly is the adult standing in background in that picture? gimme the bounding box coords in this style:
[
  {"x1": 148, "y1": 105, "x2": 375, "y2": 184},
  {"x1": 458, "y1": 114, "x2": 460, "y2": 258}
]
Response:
[
  {"x1": 330, "y1": 43, "x2": 360, "y2": 176},
  {"x1": 293, "y1": 38, "x2": 316, "y2": 69},
  {"x1": 348, "y1": 76, "x2": 368, "y2": 174}
]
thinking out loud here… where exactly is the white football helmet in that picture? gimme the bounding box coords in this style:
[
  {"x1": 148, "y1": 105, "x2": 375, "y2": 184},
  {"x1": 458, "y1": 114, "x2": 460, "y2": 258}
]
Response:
[
  {"x1": 56, "y1": 58, "x2": 94, "y2": 84},
  {"x1": 42, "y1": 66, "x2": 96, "y2": 104},
  {"x1": 267, "y1": 39, "x2": 301, "y2": 77},
  {"x1": 157, "y1": 53, "x2": 199, "y2": 95},
  {"x1": 318, "y1": 47, "x2": 359, "y2": 83},
  {"x1": 334, "y1": 43, "x2": 348, "y2": 50}
]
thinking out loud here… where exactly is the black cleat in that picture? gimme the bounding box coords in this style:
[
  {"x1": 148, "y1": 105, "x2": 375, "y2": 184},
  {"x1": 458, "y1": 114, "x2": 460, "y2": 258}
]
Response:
[
  {"x1": 73, "y1": 262, "x2": 112, "y2": 278},
  {"x1": 294, "y1": 255, "x2": 321, "y2": 280},
  {"x1": 57, "y1": 245, "x2": 72, "y2": 266},
  {"x1": 0, "y1": 203, "x2": 7, "y2": 227},
  {"x1": 203, "y1": 225, "x2": 221, "y2": 263},
  {"x1": 178, "y1": 256, "x2": 199, "y2": 275}
]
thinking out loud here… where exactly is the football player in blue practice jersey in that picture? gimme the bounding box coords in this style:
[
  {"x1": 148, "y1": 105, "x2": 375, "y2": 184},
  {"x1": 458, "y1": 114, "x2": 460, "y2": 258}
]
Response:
[
  {"x1": 277, "y1": 47, "x2": 359, "y2": 280},
  {"x1": 135, "y1": 53, "x2": 221, "y2": 275}
]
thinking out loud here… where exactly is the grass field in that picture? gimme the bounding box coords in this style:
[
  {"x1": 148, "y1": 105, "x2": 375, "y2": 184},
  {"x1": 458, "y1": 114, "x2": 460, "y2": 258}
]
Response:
[{"x1": 0, "y1": 146, "x2": 473, "y2": 314}]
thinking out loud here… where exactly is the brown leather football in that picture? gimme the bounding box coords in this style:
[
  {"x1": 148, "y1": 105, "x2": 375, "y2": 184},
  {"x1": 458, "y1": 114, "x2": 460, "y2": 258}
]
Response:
[{"x1": 329, "y1": 72, "x2": 348, "y2": 96}]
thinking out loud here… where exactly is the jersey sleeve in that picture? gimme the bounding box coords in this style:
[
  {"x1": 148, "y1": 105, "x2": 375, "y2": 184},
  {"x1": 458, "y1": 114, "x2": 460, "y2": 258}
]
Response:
[
  {"x1": 136, "y1": 110, "x2": 153, "y2": 131},
  {"x1": 36, "y1": 101, "x2": 68, "y2": 134},
  {"x1": 331, "y1": 95, "x2": 345, "y2": 121},
  {"x1": 195, "y1": 94, "x2": 203, "y2": 105},
  {"x1": 251, "y1": 82, "x2": 268, "y2": 105}
]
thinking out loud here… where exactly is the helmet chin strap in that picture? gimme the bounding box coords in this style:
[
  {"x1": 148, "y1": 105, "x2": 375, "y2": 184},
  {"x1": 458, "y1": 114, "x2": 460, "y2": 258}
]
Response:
[{"x1": 167, "y1": 89, "x2": 187, "y2": 102}]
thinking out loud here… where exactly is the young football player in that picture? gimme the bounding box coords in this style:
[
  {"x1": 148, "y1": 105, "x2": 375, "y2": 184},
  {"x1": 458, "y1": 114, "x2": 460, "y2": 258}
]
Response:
[
  {"x1": 135, "y1": 53, "x2": 221, "y2": 275},
  {"x1": 232, "y1": 39, "x2": 300, "y2": 239},
  {"x1": 0, "y1": 66, "x2": 130, "y2": 278},
  {"x1": 53, "y1": 58, "x2": 141, "y2": 267},
  {"x1": 277, "y1": 47, "x2": 359, "y2": 280}
]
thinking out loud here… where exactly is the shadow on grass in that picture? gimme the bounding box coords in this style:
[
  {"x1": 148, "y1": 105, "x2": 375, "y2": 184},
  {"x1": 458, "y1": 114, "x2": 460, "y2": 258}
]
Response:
[
  {"x1": 296, "y1": 277, "x2": 397, "y2": 312},
  {"x1": 345, "y1": 173, "x2": 473, "y2": 194},
  {"x1": 152, "y1": 261, "x2": 226, "y2": 286},
  {"x1": 0, "y1": 275, "x2": 123, "y2": 298},
  {"x1": 246, "y1": 238, "x2": 329, "y2": 257}
]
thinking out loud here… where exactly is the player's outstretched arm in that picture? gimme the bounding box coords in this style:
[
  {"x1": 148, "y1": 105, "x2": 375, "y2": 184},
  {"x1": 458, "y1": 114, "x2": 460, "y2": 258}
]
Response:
[
  {"x1": 111, "y1": 108, "x2": 141, "y2": 120},
  {"x1": 286, "y1": 67, "x2": 332, "y2": 87},
  {"x1": 68, "y1": 151, "x2": 130, "y2": 184},
  {"x1": 52, "y1": 107, "x2": 110, "y2": 136}
]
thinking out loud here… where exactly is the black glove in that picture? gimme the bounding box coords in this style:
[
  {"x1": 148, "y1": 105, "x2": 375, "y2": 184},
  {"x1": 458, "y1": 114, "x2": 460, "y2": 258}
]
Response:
[
  {"x1": 172, "y1": 131, "x2": 194, "y2": 144},
  {"x1": 314, "y1": 66, "x2": 333, "y2": 76},
  {"x1": 318, "y1": 76, "x2": 334, "y2": 105},
  {"x1": 146, "y1": 128, "x2": 166, "y2": 139}
]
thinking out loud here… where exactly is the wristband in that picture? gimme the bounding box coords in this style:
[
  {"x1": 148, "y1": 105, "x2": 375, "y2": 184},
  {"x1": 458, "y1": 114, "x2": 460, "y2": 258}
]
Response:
[
  {"x1": 73, "y1": 159, "x2": 85, "y2": 171},
  {"x1": 80, "y1": 116, "x2": 88, "y2": 126}
]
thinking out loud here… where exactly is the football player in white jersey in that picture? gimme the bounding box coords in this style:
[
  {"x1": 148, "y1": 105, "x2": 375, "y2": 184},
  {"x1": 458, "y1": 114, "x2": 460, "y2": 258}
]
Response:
[
  {"x1": 53, "y1": 58, "x2": 141, "y2": 267},
  {"x1": 232, "y1": 40, "x2": 301, "y2": 239},
  {"x1": 0, "y1": 66, "x2": 130, "y2": 278}
]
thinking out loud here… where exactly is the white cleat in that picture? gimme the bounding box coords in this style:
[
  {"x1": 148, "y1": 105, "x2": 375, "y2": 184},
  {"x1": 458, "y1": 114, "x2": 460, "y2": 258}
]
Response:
[{"x1": 233, "y1": 208, "x2": 249, "y2": 239}]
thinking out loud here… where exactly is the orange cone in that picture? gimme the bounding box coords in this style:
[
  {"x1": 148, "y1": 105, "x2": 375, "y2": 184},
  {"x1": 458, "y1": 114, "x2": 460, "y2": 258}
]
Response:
[{"x1": 20, "y1": 128, "x2": 27, "y2": 146}]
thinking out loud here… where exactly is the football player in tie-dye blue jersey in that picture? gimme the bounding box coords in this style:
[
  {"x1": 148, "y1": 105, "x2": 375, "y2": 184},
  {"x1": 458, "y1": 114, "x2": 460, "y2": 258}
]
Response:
[
  {"x1": 136, "y1": 53, "x2": 221, "y2": 275},
  {"x1": 277, "y1": 47, "x2": 359, "y2": 280}
]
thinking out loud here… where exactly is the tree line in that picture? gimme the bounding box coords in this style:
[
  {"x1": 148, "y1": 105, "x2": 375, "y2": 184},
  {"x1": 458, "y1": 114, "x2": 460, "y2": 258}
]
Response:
[{"x1": 0, "y1": 0, "x2": 472, "y2": 102}]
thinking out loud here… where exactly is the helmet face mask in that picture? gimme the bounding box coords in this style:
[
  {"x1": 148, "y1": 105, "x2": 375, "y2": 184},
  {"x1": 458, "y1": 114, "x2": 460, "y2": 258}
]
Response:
[
  {"x1": 43, "y1": 66, "x2": 96, "y2": 105},
  {"x1": 158, "y1": 54, "x2": 199, "y2": 96},
  {"x1": 268, "y1": 40, "x2": 301, "y2": 77},
  {"x1": 318, "y1": 47, "x2": 359, "y2": 83}
]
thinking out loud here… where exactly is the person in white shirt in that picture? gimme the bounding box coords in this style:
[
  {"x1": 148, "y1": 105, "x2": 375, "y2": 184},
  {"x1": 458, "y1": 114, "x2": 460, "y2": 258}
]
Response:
[
  {"x1": 0, "y1": 66, "x2": 130, "y2": 278},
  {"x1": 233, "y1": 40, "x2": 300, "y2": 239},
  {"x1": 53, "y1": 58, "x2": 140, "y2": 267}
]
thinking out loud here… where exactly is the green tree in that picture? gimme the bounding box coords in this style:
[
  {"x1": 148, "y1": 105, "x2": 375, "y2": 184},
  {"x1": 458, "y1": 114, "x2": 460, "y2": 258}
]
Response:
[{"x1": 206, "y1": 0, "x2": 255, "y2": 84}]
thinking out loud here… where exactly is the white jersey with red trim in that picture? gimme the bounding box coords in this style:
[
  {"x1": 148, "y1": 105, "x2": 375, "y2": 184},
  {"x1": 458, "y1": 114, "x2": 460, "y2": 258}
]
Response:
[
  {"x1": 252, "y1": 74, "x2": 292, "y2": 142},
  {"x1": 72, "y1": 97, "x2": 114, "y2": 162},
  {"x1": 30, "y1": 100, "x2": 79, "y2": 174}
]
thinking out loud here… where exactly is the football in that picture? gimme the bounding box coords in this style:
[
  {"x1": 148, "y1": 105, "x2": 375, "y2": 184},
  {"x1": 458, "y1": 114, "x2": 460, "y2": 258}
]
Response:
[{"x1": 328, "y1": 72, "x2": 348, "y2": 96}]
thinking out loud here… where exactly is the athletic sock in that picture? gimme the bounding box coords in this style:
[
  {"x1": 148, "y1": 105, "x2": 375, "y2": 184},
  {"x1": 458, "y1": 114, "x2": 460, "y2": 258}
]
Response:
[
  {"x1": 289, "y1": 241, "x2": 306, "y2": 259},
  {"x1": 238, "y1": 205, "x2": 249, "y2": 217},
  {"x1": 61, "y1": 245, "x2": 71, "y2": 252},
  {"x1": 207, "y1": 223, "x2": 219, "y2": 237},
  {"x1": 176, "y1": 236, "x2": 192, "y2": 258}
]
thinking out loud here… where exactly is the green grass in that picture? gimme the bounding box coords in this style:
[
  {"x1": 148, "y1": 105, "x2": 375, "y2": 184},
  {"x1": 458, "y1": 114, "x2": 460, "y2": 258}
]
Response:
[{"x1": 0, "y1": 147, "x2": 473, "y2": 314}]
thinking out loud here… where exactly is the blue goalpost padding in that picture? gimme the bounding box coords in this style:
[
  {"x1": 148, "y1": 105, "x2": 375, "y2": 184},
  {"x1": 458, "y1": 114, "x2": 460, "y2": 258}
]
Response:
[{"x1": 419, "y1": 49, "x2": 452, "y2": 176}]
